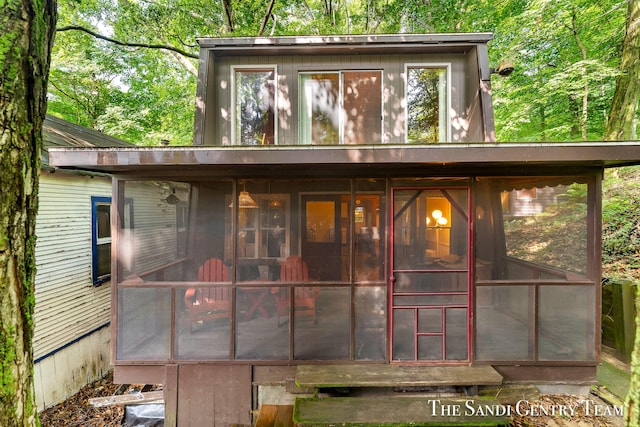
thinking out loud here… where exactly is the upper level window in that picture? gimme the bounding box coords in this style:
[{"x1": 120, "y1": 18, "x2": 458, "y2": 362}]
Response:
[
  {"x1": 406, "y1": 64, "x2": 450, "y2": 143},
  {"x1": 233, "y1": 67, "x2": 276, "y2": 145},
  {"x1": 299, "y1": 71, "x2": 382, "y2": 145}
]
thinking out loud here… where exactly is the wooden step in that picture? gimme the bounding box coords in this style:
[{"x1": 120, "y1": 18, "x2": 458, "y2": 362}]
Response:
[
  {"x1": 294, "y1": 396, "x2": 511, "y2": 426},
  {"x1": 255, "y1": 405, "x2": 294, "y2": 427},
  {"x1": 295, "y1": 364, "x2": 503, "y2": 389}
]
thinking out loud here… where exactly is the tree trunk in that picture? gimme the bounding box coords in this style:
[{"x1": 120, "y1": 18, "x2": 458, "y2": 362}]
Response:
[
  {"x1": 626, "y1": 286, "x2": 640, "y2": 425},
  {"x1": 0, "y1": 0, "x2": 57, "y2": 425},
  {"x1": 605, "y1": 0, "x2": 640, "y2": 141},
  {"x1": 572, "y1": 6, "x2": 589, "y2": 141}
]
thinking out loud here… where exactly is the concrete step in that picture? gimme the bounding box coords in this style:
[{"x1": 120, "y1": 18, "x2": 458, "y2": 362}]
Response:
[{"x1": 294, "y1": 396, "x2": 511, "y2": 426}]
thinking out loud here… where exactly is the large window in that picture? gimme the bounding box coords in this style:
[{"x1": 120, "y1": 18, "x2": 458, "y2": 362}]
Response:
[
  {"x1": 299, "y1": 71, "x2": 382, "y2": 145},
  {"x1": 406, "y1": 64, "x2": 450, "y2": 143},
  {"x1": 233, "y1": 67, "x2": 276, "y2": 145}
]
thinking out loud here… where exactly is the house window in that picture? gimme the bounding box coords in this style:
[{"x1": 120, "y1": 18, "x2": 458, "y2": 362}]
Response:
[
  {"x1": 91, "y1": 196, "x2": 111, "y2": 285},
  {"x1": 406, "y1": 64, "x2": 450, "y2": 143},
  {"x1": 233, "y1": 67, "x2": 276, "y2": 145},
  {"x1": 233, "y1": 194, "x2": 289, "y2": 262},
  {"x1": 299, "y1": 71, "x2": 382, "y2": 145}
]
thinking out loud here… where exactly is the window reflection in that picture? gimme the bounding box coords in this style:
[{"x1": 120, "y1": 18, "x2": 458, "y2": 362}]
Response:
[
  {"x1": 406, "y1": 66, "x2": 448, "y2": 143},
  {"x1": 234, "y1": 68, "x2": 276, "y2": 145}
]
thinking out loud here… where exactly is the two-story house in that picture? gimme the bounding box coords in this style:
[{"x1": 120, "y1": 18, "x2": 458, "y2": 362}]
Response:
[{"x1": 49, "y1": 34, "x2": 640, "y2": 426}]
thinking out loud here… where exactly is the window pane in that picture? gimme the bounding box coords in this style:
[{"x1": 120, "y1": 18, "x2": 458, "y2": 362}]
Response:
[
  {"x1": 354, "y1": 194, "x2": 384, "y2": 281},
  {"x1": 343, "y1": 71, "x2": 382, "y2": 144},
  {"x1": 538, "y1": 286, "x2": 595, "y2": 361},
  {"x1": 236, "y1": 286, "x2": 288, "y2": 360},
  {"x1": 96, "y1": 243, "x2": 111, "y2": 278},
  {"x1": 394, "y1": 189, "x2": 468, "y2": 271},
  {"x1": 393, "y1": 272, "x2": 468, "y2": 293},
  {"x1": 175, "y1": 286, "x2": 232, "y2": 359},
  {"x1": 475, "y1": 178, "x2": 589, "y2": 281},
  {"x1": 300, "y1": 73, "x2": 339, "y2": 145},
  {"x1": 392, "y1": 309, "x2": 414, "y2": 361},
  {"x1": 445, "y1": 308, "x2": 468, "y2": 360},
  {"x1": 117, "y1": 288, "x2": 170, "y2": 360},
  {"x1": 355, "y1": 286, "x2": 386, "y2": 360},
  {"x1": 235, "y1": 69, "x2": 275, "y2": 145},
  {"x1": 121, "y1": 181, "x2": 192, "y2": 282},
  {"x1": 418, "y1": 335, "x2": 442, "y2": 360},
  {"x1": 503, "y1": 183, "x2": 588, "y2": 278},
  {"x1": 475, "y1": 286, "x2": 534, "y2": 361},
  {"x1": 294, "y1": 287, "x2": 349, "y2": 360},
  {"x1": 306, "y1": 201, "x2": 335, "y2": 243},
  {"x1": 96, "y1": 204, "x2": 111, "y2": 238},
  {"x1": 407, "y1": 67, "x2": 447, "y2": 143}
]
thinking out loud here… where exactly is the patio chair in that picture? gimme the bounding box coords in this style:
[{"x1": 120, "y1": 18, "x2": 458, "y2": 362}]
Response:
[
  {"x1": 184, "y1": 258, "x2": 232, "y2": 332},
  {"x1": 271, "y1": 256, "x2": 319, "y2": 327}
]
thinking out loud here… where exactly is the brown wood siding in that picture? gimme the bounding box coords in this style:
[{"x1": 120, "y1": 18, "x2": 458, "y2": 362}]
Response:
[
  {"x1": 177, "y1": 364, "x2": 252, "y2": 426},
  {"x1": 208, "y1": 52, "x2": 477, "y2": 146}
]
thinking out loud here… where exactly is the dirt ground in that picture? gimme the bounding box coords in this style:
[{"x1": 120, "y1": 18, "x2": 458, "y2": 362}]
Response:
[
  {"x1": 39, "y1": 372, "x2": 625, "y2": 426},
  {"x1": 39, "y1": 372, "x2": 128, "y2": 426}
]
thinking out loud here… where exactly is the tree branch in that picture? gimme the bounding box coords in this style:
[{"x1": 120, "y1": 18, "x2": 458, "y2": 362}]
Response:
[
  {"x1": 56, "y1": 25, "x2": 199, "y2": 59},
  {"x1": 258, "y1": 0, "x2": 276, "y2": 36},
  {"x1": 221, "y1": 0, "x2": 235, "y2": 32}
]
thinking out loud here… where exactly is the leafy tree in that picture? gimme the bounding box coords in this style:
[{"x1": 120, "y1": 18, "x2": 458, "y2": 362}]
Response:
[
  {"x1": 492, "y1": 0, "x2": 624, "y2": 142},
  {"x1": 605, "y1": 0, "x2": 640, "y2": 140},
  {"x1": 0, "y1": 0, "x2": 57, "y2": 425}
]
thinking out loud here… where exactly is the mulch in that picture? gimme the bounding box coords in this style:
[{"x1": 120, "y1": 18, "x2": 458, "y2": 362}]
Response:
[{"x1": 39, "y1": 372, "x2": 127, "y2": 426}]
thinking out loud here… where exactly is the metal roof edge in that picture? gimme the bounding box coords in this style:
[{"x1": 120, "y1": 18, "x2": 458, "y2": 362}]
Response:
[{"x1": 196, "y1": 33, "x2": 494, "y2": 49}]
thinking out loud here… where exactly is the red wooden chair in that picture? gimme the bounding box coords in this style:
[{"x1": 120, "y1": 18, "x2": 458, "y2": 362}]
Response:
[
  {"x1": 271, "y1": 256, "x2": 319, "y2": 326},
  {"x1": 184, "y1": 258, "x2": 232, "y2": 332}
]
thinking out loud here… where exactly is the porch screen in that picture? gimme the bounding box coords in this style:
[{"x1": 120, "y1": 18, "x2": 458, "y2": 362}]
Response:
[{"x1": 474, "y1": 176, "x2": 597, "y2": 362}]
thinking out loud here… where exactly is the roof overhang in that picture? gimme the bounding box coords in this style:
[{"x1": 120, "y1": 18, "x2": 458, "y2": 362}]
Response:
[
  {"x1": 48, "y1": 142, "x2": 640, "y2": 179},
  {"x1": 197, "y1": 33, "x2": 494, "y2": 56}
]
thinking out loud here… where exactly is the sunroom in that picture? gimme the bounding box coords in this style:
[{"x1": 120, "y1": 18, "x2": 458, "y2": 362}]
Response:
[
  {"x1": 50, "y1": 143, "x2": 639, "y2": 376},
  {"x1": 111, "y1": 171, "x2": 597, "y2": 365}
]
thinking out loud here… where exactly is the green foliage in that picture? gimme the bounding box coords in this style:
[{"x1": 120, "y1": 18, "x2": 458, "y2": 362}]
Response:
[
  {"x1": 602, "y1": 166, "x2": 640, "y2": 281},
  {"x1": 47, "y1": 0, "x2": 632, "y2": 145},
  {"x1": 491, "y1": 0, "x2": 626, "y2": 141}
]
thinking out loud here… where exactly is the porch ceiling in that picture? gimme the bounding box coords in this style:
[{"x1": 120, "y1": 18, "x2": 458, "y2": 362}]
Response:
[{"x1": 48, "y1": 142, "x2": 640, "y2": 178}]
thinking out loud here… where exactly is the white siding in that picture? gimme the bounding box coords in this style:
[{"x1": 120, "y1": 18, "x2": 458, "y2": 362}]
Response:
[
  {"x1": 33, "y1": 172, "x2": 112, "y2": 360},
  {"x1": 124, "y1": 181, "x2": 182, "y2": 276}
]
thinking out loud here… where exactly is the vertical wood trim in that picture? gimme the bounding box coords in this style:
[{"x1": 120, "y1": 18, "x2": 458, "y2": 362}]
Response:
[
  {"x1": 591, "y1": 173, "x2": 603, "y2": 361},
  {"x1": 194, "y1": 49, "x2": 210, "y2": 145},
  {"x1": 475, "y1": 45, "x2": 496, "y2": 142},
  {"x1": 165, "y1": 365, "x2": 178, "y2": 427},
  {"x1": 111, "y1": 178, "x2": 123, "y2": 364}
]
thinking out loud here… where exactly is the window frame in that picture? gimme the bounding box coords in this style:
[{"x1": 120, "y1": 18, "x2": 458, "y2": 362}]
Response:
[
  {"x1": 404, "y1": 63, "x2": 451, "y2": 144},
  {"x1": 91, "y1": 196, "x2": 112, "y2": 285},
  {"x1": 231, "y1": 65, "x2": 278, "y2": 146},
  {"x1": 298, "y1": 70, "x2": 383, "y2": 145}
]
